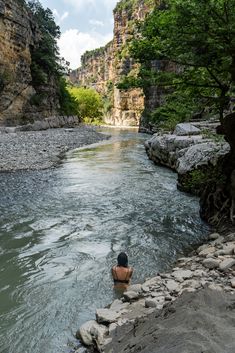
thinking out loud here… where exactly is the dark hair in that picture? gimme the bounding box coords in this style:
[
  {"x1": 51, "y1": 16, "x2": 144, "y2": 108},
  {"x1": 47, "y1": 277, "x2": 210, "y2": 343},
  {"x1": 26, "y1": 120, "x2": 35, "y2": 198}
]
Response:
[{"x1": 117, "y1": 252, "x2": 128, "y2": 267}]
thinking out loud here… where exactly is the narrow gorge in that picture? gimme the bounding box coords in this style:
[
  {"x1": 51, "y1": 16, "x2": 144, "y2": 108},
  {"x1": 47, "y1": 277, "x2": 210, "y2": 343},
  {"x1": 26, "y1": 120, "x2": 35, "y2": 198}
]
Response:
[
  {"x1": 0, "y1": 1, "x2": 235, "y2": 353},
  {"x1": 70, "y1": 0, "x2": 156, "y2": 127}
]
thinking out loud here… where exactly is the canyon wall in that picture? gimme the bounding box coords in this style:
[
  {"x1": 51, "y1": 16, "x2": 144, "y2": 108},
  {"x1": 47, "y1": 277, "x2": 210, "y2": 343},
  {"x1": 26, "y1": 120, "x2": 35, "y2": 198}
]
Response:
[
  {"x1": 0, "y1": 0, "x2": 59, "y2": 126},
  {"x1": 71, "y1": 0, "x2": 156, "y2": 127}
]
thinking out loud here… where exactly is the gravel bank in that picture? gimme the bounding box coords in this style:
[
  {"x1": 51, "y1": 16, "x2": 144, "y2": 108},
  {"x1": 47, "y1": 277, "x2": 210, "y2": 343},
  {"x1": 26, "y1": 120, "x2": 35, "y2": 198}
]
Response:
[{"x1": 0, "y1": 126, "x2": 109, "y2": 172}]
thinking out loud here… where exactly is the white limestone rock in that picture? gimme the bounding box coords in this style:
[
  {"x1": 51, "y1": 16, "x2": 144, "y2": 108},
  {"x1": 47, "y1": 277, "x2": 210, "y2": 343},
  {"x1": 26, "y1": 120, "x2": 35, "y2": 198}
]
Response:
[
  {"x1": 177, "y1": 142, "x2": 230, "y2": 175},
  {"x1": 96, "y1": 309, "x2": 121, "y2": 324},
  {"x1": 199, "y1": 246, "x2": 216, "y2": 257},
  {"x1": 193, "y1": 269, "x2": 207, "y2": 277},
  {"x1": 145, "y1": 297, "x2": 165, "y2": 308},
  {"x1": 165, "y1": 280, "x2": 180, "y2": 292},
  {"x1": 202, "y1": 258, "x2": 220, "y2": 269},
  {"x1": 123, "y1": 291, "x2": 140, "y2": 302},
  {"x1": 109, "y1": 299, "x2": 130, "y2": 312},
  {"x1": 77, "y1": 320, "x2": 108, "y2": 346},
  {"x1": 219, "y1": 258, "x2": 235, "y2": 271},
  {"x1": 230, "y1": 278, "x2": 235, "y2": 288},
  {"x1": 172, "y1": 270, "x2": 193, "y2": 281},
  {"x1": 208, "y1": 284, "x2": 223, "y2": 291},
  {"x1": 215, "y1": 244, "x2": 235, "y2": 256},
  {"x1": 182, "y1": 280, "x2": 201, "y2": 290},
  {"x1": 174, "y1": 123, "x2": 201, "y2": 136}
]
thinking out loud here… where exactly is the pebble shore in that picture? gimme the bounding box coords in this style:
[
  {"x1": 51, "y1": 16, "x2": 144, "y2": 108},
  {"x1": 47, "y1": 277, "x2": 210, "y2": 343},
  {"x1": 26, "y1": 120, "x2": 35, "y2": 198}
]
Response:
[
  {"x1": 76, "y1": 232, "x2": 235, "y2": 353},
  {"x1": 0, "y1": 126, "x2": 109, "y2": 172}
]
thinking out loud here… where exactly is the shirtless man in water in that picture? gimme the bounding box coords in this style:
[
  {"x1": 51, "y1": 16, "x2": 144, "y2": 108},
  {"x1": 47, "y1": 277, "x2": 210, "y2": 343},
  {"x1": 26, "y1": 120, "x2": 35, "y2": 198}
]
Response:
[{"x1": 111, "y1": 252, "x2": 133, "y2": 290}]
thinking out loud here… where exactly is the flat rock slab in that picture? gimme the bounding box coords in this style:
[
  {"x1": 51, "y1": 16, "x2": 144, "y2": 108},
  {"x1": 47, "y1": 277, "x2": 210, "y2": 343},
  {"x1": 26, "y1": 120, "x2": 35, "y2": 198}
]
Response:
[
  {"x1": 96, "y1": 309, "x2": 121, "y2": 324},
  {"x1": 172, "y1": 270, "x2": 193, "y2": 280},
  {"x1": 100, "y1": 289, "x2": 235, "y2": 353},
  {"x1": 174, "y1": 123, "x2": 201, "y2": 136},
  {"x1": 123, "y1": 290, "x2": 141, "y2": 302}
]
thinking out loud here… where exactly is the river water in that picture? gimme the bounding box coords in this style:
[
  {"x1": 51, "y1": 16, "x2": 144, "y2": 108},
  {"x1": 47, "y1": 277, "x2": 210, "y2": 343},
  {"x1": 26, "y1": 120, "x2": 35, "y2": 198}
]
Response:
[{"x1": 0, "y1": 128, "x2": 208, "y2": 353}]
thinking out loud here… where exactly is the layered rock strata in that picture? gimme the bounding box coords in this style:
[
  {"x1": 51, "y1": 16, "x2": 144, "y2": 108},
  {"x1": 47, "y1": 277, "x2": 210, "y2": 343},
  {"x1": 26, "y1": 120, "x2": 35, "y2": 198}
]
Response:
[
  {"x1": 144, "y1": 123, "x2": 230, "y2": 191},
  {"x1": 75, "y1": 231, "x2": 235, "y2": 353},
  {"x1": 71, "y1": 0, "x2": 155, "y2": 127},
  {"x1": 0, "y1": 0, "x2": 59, "y2": 125}
]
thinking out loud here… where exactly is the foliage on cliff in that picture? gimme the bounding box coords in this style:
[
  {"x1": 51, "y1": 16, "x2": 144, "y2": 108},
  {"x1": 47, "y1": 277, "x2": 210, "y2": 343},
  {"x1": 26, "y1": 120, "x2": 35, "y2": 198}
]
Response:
[
  {"x1": 130, "y1": 0, "x2": 235, "y2": 127},
  {"x1": 27, "y1": 0, "x2": 77, "y2": 115},
  {"x1": 114, "y1": 0, "x2": 155, "y2": 14},
  {"x1": 81, "y1": 42, "x2": 112, "y2": 66}
]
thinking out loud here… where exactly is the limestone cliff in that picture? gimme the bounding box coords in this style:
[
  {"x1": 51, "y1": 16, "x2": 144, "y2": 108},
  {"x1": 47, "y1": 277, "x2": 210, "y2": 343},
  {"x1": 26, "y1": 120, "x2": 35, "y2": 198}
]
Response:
[
  {"x1": 0, "y1": 0, "x2": 59, "y2": 126},
  {"x1": 71, "y1": 0, "x2": 156, "y2": 126}
]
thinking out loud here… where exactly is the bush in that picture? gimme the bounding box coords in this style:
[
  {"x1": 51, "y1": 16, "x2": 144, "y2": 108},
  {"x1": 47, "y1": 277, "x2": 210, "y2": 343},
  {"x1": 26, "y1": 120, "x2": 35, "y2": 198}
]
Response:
[{"x1": 69, "y1": 87, "x2": 104, "y2": 123}]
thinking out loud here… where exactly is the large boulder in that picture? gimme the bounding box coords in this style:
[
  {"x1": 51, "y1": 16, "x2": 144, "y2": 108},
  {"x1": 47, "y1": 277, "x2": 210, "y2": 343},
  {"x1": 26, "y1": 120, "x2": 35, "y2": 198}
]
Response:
[
  {"x1": 177, "y1": 142, "x2": 230, "y2": 175},
  {"x1": 174, "y1": 123, "x2": 201, "y2": 136},
  {"x1": 76, "y1": 320, "x2": 108, "y2": 347},
  {"x1": 144, "y1": 134, "x2": 206, "y2": 170}
]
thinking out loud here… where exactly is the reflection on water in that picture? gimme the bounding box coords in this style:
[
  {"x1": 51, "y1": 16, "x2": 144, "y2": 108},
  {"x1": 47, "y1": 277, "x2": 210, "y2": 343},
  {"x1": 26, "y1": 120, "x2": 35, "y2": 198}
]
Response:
[{"x1": 0, "y1": 128, "x2": 209, "y2": 353}]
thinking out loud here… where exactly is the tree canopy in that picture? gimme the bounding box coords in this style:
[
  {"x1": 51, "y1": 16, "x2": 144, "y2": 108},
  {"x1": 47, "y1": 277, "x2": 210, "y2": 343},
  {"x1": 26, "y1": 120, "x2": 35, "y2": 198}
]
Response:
[
  {"x1": 27, "y1": 0, "x2": 65, "y2": 85},
  {"x1": 69, "y1": 87, "x2": 104, "y2": 124},
  {"x1": 25, "y1": 0, "x2": 77, "y2": 115},
  {"x1": 130, "y1": 0, "x2": 235, "y2": 126}
]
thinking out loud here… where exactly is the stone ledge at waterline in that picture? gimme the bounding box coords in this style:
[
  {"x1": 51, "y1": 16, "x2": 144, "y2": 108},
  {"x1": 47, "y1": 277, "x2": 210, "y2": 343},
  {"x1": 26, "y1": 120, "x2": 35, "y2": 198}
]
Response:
[
  {"x1": 75, "y1": 232, "x2": 235, "y2": 353},
  {"x1": 144, "y1": 122, "x2": 230, "y2": 194}
]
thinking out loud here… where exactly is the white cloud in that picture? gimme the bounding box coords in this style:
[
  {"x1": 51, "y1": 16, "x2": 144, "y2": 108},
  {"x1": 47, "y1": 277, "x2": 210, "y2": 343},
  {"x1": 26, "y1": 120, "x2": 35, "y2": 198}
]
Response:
[
  {"x1": 89, "y1": 19, "x2": 104, "y2": 27},
  {"x1": 58, "y1": 29, "x2": 113, "y2": 69},
  {"x1": 53, "y1": 9, "x2": 69, "y2": 24},
  {"x1": 63, "y1": 0, "x2": 95, "y2": 12},
  {"x1": 63, "y1": 0, "x2": 118, "y2": 13}
]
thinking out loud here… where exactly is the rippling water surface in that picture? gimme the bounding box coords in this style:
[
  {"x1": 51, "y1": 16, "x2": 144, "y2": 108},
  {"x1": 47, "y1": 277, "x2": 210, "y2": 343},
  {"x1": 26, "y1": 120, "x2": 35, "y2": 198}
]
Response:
[{"x1": 0, "y1": 128, "x2": 208, "y2": 353}]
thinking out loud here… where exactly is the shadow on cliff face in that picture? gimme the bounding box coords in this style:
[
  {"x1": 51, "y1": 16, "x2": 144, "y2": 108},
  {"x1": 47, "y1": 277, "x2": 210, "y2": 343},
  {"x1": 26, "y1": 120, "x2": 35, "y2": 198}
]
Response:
[
  {"x1": 100, "y1": 289, "x2": 235, "y2": 353},
  {"x1": 200, "y1": 113, "x2": 235, "y2": 227}
]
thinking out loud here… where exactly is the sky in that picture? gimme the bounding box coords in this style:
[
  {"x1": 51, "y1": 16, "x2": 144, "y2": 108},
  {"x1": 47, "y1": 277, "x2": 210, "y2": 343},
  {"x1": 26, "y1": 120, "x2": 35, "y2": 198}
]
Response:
[{"x1": 40, "y1": 0, "x2": 119, "y2": 69}]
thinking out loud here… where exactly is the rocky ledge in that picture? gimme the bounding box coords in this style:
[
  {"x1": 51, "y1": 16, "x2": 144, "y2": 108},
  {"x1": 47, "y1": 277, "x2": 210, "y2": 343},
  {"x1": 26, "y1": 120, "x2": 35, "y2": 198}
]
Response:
[
  {"x1": 0, "y1": 125, "x2": 109, "y2": 172},
  {"x1": 75, "y1": 231, "x2": 235, "y2": 353},
  {"x1": 144, "y1": 122, "x2": 230, "y2": 195}
]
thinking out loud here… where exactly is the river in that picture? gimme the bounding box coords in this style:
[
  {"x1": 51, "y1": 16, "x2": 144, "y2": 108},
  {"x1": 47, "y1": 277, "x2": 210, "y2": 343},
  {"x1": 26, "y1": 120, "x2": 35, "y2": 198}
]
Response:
[{"x1": 0, "y1": 128, "x2": 208, "y2": 353}]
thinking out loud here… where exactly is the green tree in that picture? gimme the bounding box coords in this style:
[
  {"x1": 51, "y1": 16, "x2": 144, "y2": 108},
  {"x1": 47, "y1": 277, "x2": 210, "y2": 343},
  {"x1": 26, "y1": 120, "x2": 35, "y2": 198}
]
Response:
[
  {"x1": 69, "y1": 87, "x2": 104, "y2": 123},
  {"x1": 58, "y1": 79, "x2": 80, "y2": 116},
  {"x1": 131, "y1": 0, "x2": 235, "y2": 125},
  {"x1": 26, "y1": 0, "x2": 76, "y2": 115},
  {"x1": 27, "y1": 0, "x2": 63, "y2": 84}
]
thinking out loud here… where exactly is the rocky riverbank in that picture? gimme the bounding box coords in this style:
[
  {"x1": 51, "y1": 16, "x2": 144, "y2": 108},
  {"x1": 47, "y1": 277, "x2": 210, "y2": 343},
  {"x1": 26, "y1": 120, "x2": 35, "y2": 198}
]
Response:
[
  {"x1": 144, "y1": 122, "x2": 230, "y2": 195},
  {"x1": 0, "y1": 125, "x2": 109, "y2": 172},
  {"x1": 75, "y1": 231, "x2": 235, "y2": 353}
]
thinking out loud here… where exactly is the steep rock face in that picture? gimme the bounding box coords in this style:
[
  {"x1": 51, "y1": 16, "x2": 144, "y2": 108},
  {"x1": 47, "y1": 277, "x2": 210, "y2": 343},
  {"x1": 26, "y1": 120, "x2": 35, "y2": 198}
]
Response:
[
  {"x1": 71, "y1": 0, "x2": 155, "y2": 127},
  {"x1": 0, "y1": 0, "x2": 59, "y2": 126}
]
